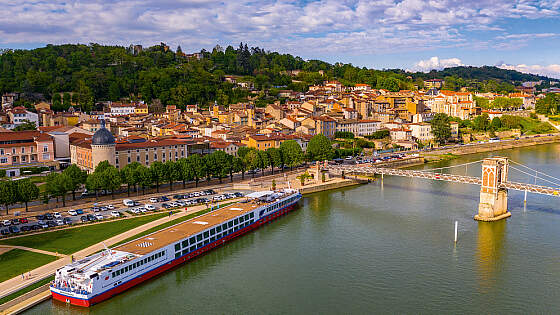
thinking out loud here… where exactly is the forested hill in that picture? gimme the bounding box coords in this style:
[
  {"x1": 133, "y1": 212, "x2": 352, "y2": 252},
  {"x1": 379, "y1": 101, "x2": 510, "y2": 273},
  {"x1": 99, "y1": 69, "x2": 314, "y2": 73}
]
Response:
[
  {"x1": 0, "y1": 43, "x2": 550, "y2": 111},
  {"x1": 413, "y1": 66, "x2": 549, "y2": 83}
]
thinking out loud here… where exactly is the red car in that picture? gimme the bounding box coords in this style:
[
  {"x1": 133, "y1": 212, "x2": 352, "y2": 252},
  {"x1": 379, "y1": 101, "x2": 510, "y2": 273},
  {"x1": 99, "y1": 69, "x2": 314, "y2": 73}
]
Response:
[{"x1": 19, "y1": 218, "x2": 28, "y2": 224}]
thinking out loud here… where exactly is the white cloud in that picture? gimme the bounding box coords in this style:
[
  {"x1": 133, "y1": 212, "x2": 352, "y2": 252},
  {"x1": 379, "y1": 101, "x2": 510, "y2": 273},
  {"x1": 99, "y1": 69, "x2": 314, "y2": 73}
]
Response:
[
  {"x1": 0, "y1": 0, "x2": 558, "y2": 62},
  {"x1": 408, "y1": 56, "x2": 464, "y2": 72},
  {"x1": 498, "y1": 63, "x2": 560, "y2": 79}
]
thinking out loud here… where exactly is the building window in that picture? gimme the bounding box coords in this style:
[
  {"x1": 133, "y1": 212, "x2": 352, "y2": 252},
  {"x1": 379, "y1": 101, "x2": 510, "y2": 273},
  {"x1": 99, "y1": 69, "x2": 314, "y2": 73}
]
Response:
[
  {"x1": 43, "y1": 145, "x2": 48, "y2": 152},
  {"x1": 21, "y1": 156, "x2": 26, "y2": 162},
  {"x1": 116, "y1": 158, "x2": 119, "y2": 165},
  {"x1": 0, "y1": 158, "x2": 7, "y2": 163},
  {"x1": 137, "y1": 155, "x2": 140, "y2": 162},
  {"x1": 21, "y1": 147, "x2": 25, "y2": 154},
  {"x1": 154, "y1": 154, "x2": 157, "y2": 160},
  {"x1": 42, "y1": 153, "x2": 50, "y2": 160},
  {"x1": 128, "y1": 157, "x2": 131, "y2": 163}
]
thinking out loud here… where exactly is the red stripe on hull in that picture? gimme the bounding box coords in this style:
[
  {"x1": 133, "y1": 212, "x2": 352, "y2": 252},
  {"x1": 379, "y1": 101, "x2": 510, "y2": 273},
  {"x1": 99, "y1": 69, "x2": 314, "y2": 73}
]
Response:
[{"x1": 52, "y1": 202, "x2": 299, "y2": 307}]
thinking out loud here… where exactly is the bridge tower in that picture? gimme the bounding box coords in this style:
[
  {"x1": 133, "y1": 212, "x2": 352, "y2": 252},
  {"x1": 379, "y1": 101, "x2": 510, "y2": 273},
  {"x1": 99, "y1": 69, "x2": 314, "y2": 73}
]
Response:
[{"x1": 475, "y1": 157, "x2": 511, "y2": 221}]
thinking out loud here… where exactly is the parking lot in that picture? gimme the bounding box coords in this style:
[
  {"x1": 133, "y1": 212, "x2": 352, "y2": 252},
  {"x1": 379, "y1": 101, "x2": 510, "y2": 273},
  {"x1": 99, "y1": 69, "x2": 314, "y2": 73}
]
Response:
[{"x1": 0, "y1": 188, "x2": 247, "y2": 237}]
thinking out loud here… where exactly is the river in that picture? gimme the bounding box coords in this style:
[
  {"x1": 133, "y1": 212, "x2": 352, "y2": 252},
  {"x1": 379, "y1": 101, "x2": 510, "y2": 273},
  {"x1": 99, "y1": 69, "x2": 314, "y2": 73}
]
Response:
[{"x1": 27, "y1": 143, "x2": 560, "y2": 314}]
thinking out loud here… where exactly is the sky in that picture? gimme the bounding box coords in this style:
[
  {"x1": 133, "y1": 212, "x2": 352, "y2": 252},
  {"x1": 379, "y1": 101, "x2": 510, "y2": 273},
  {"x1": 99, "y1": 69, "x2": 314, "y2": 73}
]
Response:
[{"x1": 1, "y1": 0, "x2": 560, "y2": 78}]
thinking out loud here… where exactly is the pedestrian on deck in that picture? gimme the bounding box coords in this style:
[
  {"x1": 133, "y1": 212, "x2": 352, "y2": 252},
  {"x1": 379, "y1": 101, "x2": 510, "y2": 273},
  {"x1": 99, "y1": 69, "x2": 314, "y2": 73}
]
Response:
[
  {"x1": 21, "y1": 273, "x2": 24, "y2": 280},
  {"x1": 168, "y1": 211, "x2": 172, "y2": 218},
  {"x1": 28, "y1": 272, "x2": 31, "y2": 279}
]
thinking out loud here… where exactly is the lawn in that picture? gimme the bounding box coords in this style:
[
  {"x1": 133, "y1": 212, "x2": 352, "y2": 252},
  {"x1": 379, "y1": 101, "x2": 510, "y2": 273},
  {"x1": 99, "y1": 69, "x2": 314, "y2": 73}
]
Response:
[
  {"x1": 0, "y1": 213, "x2": 168, "y2": 255},
  {"x1": 0, "y1": 249, "x2": 57, "y2": 283}
]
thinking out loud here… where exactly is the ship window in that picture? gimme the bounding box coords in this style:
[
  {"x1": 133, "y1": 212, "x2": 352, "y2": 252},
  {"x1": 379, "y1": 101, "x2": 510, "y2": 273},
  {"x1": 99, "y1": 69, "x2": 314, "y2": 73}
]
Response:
[
  {"x1": 175, "y1": 252, "x2": 181, "y2": 258},
  {"x1": 182, "y1": 249, "x2": 189, "y2": 255},
  {"x1": 175, "y1": 243, "x2": 181, "y2": 251},
  {"x1": 250, "y1": 212, "x2": 254, "y2": 218},
  {"x1": 234, "y1": 218, "x2": 239, "y2": 225},
  {"x1": 216, "y1": 226, "x2": 222, "y2": 232},
  {"x1": 239, "y1": 216, "x2": 244, "y2": 223},
  {"x1": 210, "y1": 228, "x2": 215, "y2": 235},
  {"x1": 182, "y1": 240, "x2": 188, "y2": 247},
  {"x1": 210, "y1": 236, "x2": 215, "y2": 241},
  {"x1": 204, "y1": 231, "x2": 209, "y2": 238},
  {"x1": 204, "y1": 240, "x2": 209, "y2": 245},
  {"x1": 190, "y1": 237, "x2": 195, "y2": 244},
  {"x1": 190, "y1": 246, "x2": 195, "y2": 252},
  {"x1": 143, "y1": 258, "x2": 147, "y2": 264},
  {"x1": 244, "y1": 214, "x2": 249, "y2": 220},
  {"x1": 112, "y1": 272, "x2": 116, "y2": 277},
  {"x1": 197, "y1": 234, "x2": 202, "y2": 242},
  {"x1": 222, "y1": 223, "x2": 227, "y2": 230},
  {"x1": 228, "y1": 221, "x2": 233, "y2": 228}
]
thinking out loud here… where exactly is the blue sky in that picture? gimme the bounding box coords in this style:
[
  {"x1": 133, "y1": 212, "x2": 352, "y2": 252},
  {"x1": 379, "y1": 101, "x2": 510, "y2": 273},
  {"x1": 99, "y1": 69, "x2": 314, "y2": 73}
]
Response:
[{"x1": 1, "y1": 0, "x2": 560, "y2": 78}]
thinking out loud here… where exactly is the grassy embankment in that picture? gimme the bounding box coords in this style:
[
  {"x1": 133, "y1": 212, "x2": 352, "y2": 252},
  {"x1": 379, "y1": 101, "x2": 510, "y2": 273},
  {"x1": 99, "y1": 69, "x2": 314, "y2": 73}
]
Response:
[
  {"x1": 0, "y1": 249, "x2": 57, "y2": 283},
  {"x1": 0, "y1": 213, "x2": 168, "y2": 255}
]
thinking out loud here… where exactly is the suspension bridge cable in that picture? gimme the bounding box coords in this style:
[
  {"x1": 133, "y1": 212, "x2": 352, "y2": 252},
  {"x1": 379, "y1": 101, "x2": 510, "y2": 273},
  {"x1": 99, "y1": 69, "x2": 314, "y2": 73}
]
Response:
[
  {"x1": 509, "y1": 165, "x2": 560, "y2": 188},
  {"x1": 509, "y1": 160, "x2": 560, "y2": 184}
]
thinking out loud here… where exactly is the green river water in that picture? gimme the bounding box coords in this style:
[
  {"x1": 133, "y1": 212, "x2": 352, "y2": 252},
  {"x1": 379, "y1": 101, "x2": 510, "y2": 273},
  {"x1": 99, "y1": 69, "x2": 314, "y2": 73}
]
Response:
[{"x1": 27, "y1": 143, "x2": 560, "y2": 314}]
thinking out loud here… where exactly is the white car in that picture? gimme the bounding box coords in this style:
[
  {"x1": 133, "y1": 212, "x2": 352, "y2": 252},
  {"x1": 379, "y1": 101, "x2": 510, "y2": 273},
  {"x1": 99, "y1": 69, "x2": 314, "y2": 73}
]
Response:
[
  {"x1": 144, "y1": 204, "x2": 156, "y2": 211},
  {"x1": 149, "y1": 197, "x2": 159, "y2": 203},
  {"x1": 56, "y1": 219, "x2": 64, "y2": 226},
  {"x1": 130, "y1": 208, "x2": 140, "y2": 214},
  {"x1": 95, "y1": 214, "x2": 104, "y2": 220},
  {"x1": 2, "y1": 220, "x2": 11, "y2": 226},
  {"x1": 110, "y1": 211, "x2": 120, "y2": 218},
  {"x1": 53, "y1": 212, "x2": 62, "y2": 219},
  {"x1": 123, "y1": 199, "x2": 134, "y2": 207},
  {"x1": 169, "y1": 202, "x2": 179, "y2": 207},
  {"x1": 106, "y1": 204, "x2": 115, "y2": 210},
  {"x1": 140, "y1": 208, "x2": 148, "y2": 213},
  {"x1": 68, "y1": 210, "x2": 77, "y2": 216}
]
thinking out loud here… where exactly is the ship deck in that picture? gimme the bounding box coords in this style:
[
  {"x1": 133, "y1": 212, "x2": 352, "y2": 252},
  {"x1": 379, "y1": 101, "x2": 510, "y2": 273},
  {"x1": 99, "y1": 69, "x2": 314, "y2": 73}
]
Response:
[{"x1": 115, "y1": 194, "x2": 293, "y2": 256}]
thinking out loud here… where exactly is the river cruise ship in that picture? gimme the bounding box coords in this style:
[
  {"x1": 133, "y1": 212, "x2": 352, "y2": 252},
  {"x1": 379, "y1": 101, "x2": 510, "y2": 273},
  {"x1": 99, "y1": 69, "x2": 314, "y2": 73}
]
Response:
[{"x1": 51, "y1": 189, "x2": 302, "y2": 307}]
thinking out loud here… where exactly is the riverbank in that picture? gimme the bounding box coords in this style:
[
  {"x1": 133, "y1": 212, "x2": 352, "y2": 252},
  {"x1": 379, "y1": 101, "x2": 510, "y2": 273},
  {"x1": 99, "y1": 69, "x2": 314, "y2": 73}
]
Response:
[{"x1": 422, "y1": 134, "x2": 560, "y2": 162}]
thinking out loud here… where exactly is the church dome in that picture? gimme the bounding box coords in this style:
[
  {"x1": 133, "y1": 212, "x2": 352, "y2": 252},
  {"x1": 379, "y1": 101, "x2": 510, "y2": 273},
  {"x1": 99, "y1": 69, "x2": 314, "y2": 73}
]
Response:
[{"x1": 92, "y1": 123, "x2": 115, "y2": 146}]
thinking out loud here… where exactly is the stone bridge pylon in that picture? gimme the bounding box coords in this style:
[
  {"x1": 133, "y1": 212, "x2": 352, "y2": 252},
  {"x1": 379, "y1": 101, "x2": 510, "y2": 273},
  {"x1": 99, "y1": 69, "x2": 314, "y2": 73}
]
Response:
[{"x1": 475, "y1": 157, "x2": 511, "y2": 222}]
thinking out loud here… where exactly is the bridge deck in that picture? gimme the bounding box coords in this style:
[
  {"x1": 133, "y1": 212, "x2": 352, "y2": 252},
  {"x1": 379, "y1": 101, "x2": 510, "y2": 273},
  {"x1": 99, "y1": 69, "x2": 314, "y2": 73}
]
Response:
[{"x1": 327, "y1": 165, "x2": 560, "y2": 197}]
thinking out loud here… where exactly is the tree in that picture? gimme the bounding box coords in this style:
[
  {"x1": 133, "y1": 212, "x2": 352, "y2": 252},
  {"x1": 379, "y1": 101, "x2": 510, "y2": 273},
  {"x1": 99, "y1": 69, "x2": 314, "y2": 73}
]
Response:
[
  {"x1": 94, "y1": 160, "x2": 111, "y2": 174},
  {"x1": 237, "y1": 146, "x2": 252, "y2": 159},
  {"x1": 101, "y1": 166, "x2": 122, "y2": 199},
  {"x1": 257, "y1": 150, "x2": 269, "y2": 176},
  {"x1": 491, "y1": 117, "x2": 502, "y2": 130},
  {"x1": 49, "y1": 173, "x2": 73, "y2": 206},
  {"x1": 233, "y1": 156, "x2": 246, "y2": 180},
  {"x1": 16, "y1": 178, "x2": 39, "y2": 212},
  {"x1": 136, "y1": 165, "x2": 152, "y2": 195},
  {"x1": 0, "y1": 181, "x2": 16, "y2": 215},
  {"x1": 63, "y1": 92, "x2": 71, "y2": 108},
  {"x1": 63, "y1": 164, "x2": 87, "y2": 200},
  {"x1": 187, "y1": 154, "x2": 206, "y2": 187},
  {"x1": 430, "y1": 113, "x2": 451, "y2": 144},
  {"x1": 296, "y1": 171, "x2": 312, "y2": 186},
  {"x1": 472, "y1": 113, "x2": 490, "y2": 131},
  {"x1": 535, "y1": 93, "x2": 560, "y2": 115},
  {"x1": 280, "y1": 140, "x2": 303, "y2": 170},
  {"x1": 307, "y1": 134, "x2": 333, "y2": 161},
  {"x1": 121, "y1": 162, "x2": 140, "y2": 196},
  {"x1": 177, "y1": 158, "x2": 193, "y2": 188},
  {"x1": 86, "y1": 172, "x2": 103, "y2": 197},
  {"x1": 150, "y1": 161, "x2": 166, "y2": 193},
  {"x1": 210, "y1": 151, "x2": 230, "y2": 183},
  {"x1": 244, "y1": 150, "x2": 261, "y2": 178},
  {"x1": 164, "y1": 160, "x2": 180, "y2": 191},
  {"x1": 266, "y1": 147, "x2": 283, "y2": 174},
  {"x1": 13, "y1": 120, "x2": 36, "y2": 131}
]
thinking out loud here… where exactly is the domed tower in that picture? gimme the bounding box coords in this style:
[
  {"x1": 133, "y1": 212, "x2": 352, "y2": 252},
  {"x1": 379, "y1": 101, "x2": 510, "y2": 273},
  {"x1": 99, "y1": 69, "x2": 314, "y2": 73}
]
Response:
[{"x1": 91, "y1": 120, "x2": 116, "y2": 170}]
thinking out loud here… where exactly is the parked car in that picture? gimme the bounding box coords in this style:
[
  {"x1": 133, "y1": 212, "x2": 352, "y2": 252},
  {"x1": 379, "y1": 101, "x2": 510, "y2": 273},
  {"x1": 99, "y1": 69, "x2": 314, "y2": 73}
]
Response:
[
  {"x1": 173, "y1": 194, "x2": 184, "y2": 200},
  {"x1": 76, "y1": 209, "x2": 84, "y2": 215},
  {"x1": 30, "y1": 225, "x2": 40, "y2": 231},
  {"x1": 86, "y1": 214, "x2": 96, "y2": 221},
  {"x1": 94, "y1": 214, "x2": 104, "y2": 220},
  {"x1": 110, "y1": 211, "x2": 120, "y2": 218},
  {"x1": 234, "y1": 192, "x2": 243, "y2": 197},
  {"x1": 106, "y1": 204, "x2": 115, "y2": 210},
  {"x1": 35, "y1": 215, "x2": 45, "y2": 220},
  {"x1": 162, "y1": 203, "x2": 172, "y2": 209},
  {"x1": 8, "y1": 226, "x2": 19, "y2": 234},
  {"x1": 19, "y1": 218, "x2": 28, "y2": 224},
  {"x1": 1, "y1": 229, "x2": 10, "y2": 235},
  {"x1": 149, "y1": 197, "x2": 159, "y2": 203},
  {"x1": 53, "y1": 212, "x2": 62, "y2": 219},
  {"x1": 68, "y1": 210, "x2": 78, "y2": 216},
  {"x1": 80, "y1": 216, "x2": 88, "y2": 223},
  {"x1": 56, "y1": 219, "x2": 65, "y2": 226},
  {"x1": 2, "y1": 220, "x2": 11, "y2": 226},
  {"x1": 100, "y1": 206, "x2": 108, "y2": 211},
  {"x1": 63, "y1": 218, "x2": 72, "y2": 225},
  {"x1": 11, "y1": 219, "x2": 20, "y2": 225},
  {"x1": 160, "y1": 196, "x2": 170, "y2": 202},
  {"x1": 123, "y1": 199, "x2": 135, "y2": 207},
  {"x1": 45, "y1": 213, "x2": 54, "y2": 220},
  {"x1": 144, "y1": 204, "x2": 156, "y2": 211},
  {"x1": 20, "y1": 226, "x2": 30, "y2": 232},
  {"x1": 47, "y1": 221, "x2": 56, "y2": 227}
]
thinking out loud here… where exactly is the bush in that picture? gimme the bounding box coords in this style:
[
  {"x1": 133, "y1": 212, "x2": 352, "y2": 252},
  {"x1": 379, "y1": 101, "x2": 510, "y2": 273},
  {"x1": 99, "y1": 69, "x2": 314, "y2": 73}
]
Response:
[
  {"x1": 20, "y1": 166, "x2": 49, "y2": 175},
  {"x1": 365, "y1": 129, "x2": 390, "y2": 139},
  {"x1": 0, "y1": 170, "x2": 5, "y2": 178},
  {"x1": 334, "y1": 131, "x2": 354, "y2": 139}
]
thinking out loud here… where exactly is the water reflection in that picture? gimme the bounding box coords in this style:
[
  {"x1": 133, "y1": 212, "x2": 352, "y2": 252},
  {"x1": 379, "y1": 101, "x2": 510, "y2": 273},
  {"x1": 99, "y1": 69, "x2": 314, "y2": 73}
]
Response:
[{"x1": 476, "y1": 220, "x2": 507, "y2": 293}]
